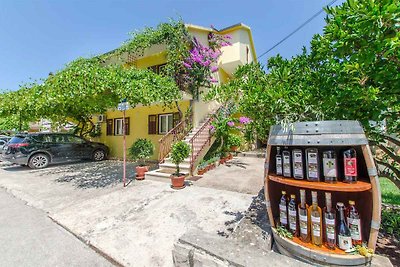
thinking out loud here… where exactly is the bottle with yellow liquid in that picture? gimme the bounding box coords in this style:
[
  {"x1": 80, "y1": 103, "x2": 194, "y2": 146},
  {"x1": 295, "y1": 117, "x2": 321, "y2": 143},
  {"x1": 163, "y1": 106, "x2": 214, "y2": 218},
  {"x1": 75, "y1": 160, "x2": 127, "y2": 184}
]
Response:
[{"x1": 309, "y1": 191, "x2": 323, "y2": 246}]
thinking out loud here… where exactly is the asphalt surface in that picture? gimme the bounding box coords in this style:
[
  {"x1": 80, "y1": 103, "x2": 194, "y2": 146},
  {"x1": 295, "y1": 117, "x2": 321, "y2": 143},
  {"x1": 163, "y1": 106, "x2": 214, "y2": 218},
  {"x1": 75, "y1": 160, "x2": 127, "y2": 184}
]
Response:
[{"x1": 0, "y1": 188, "x2": 112, "y2": 267}]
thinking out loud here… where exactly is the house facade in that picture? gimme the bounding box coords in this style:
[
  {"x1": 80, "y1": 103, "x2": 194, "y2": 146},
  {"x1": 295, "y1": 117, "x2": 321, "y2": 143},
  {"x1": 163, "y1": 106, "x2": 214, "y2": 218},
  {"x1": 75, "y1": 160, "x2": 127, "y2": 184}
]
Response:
[{"x1": 95, "y1": 23, "x2": 256, "y2": 161}]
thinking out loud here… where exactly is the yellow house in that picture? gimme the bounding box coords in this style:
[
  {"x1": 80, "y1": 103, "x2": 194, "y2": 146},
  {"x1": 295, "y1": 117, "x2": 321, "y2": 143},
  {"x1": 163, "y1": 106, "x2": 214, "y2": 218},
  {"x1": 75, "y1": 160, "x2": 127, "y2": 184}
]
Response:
[{"x1": 95, "y1": 23, "x2": 256, "y2": 175}]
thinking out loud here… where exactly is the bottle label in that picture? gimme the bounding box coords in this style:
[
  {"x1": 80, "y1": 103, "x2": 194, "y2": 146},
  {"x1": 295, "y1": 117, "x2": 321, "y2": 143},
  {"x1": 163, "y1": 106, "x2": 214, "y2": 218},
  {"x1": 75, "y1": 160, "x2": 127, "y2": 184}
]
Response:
[
  {"x1": 344, "y1": 158, "x2": 357, "y2": 176},
  {"x1": 307, "y1": 152, "x2": 318, "y2": 164},
  {"x1": 347, "y1": 217, "x2": 362, "y2": 241},
  {"x1": 293, "y1": 152, "x2": 302, "y2": 162},
  {"x1": 311, "y1": 215, "x2": 321, "y2": 237},
  {"x1": 299, "y1": 214, "x2": 308, "y2": 234},
  {"x1": 289, "y1": 210, "x2": 297, "y2": 231},
  {"x1": 293, "y1": 152, "x2": 303, "y2": 177},
  {"x1": 323, "y1": 158, "x2": 337, "y2": 177},
  {"x1": 276, "y1": 157, "x2": 282, "y2": 175},
  {"x1": 325, "y1": 218, "x2": 336, "y2": 240},
  {"x1": 283, "y1": 154, "x2": 291, "y2": 176},
  {"x1": 279, "y1": 204, "x2": 287, "y2": 224},
  {"x1": 308, "y1": 165, "x2": 318, "y2": 179},
  {"x1": 338, "y1": 235, "x2": 352, "y2": 250}
]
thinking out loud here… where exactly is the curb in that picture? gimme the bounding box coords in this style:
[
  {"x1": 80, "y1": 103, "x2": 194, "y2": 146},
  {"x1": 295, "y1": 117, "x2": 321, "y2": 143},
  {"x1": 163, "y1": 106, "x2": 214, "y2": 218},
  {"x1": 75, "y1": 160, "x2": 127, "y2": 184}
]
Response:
[{"x1": 48, "y1": 215, "x2": 125, "y2": 267}]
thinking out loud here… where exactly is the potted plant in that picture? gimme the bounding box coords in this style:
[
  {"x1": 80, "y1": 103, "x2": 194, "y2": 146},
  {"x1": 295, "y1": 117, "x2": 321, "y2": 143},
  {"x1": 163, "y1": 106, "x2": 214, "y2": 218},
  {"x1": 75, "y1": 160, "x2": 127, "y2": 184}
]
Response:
[
  {"x1": 197, "y1": 160, "x2": 207, "y2": 175},
  {"x1": 170, "y1": 141, "x2": 191, "y2": 189},
  {"x1": 227, "y1": 134, "x2": 242, "y2": 152},
  {"x1": 128, "y1": 138, "x2": 154, "y2": 180}
]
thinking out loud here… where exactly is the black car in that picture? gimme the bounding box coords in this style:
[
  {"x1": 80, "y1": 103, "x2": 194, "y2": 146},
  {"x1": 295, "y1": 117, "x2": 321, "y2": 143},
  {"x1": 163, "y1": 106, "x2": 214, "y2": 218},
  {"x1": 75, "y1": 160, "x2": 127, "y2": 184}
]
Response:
[{"x1": 1, "y1": 133, "x2": 109, "y2": 169}]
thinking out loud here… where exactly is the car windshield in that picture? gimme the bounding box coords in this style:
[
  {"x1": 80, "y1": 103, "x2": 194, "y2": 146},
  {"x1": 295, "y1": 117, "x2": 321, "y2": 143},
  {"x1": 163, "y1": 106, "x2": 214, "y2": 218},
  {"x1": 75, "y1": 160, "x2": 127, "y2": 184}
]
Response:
[{"x1": 8, "y1": 136, "x2": 26, "y2": 144}]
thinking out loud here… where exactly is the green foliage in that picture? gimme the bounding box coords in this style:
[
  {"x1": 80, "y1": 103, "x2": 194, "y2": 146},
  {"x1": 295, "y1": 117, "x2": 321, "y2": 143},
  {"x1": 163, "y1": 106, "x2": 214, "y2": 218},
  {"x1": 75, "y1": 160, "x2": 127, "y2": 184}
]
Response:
[
  {"x1": 128, "y1": 138, "x2": 154, "y2": 166},
  {"x1": 381, "y1": 209, "x2": 400, "y2": 238},
  {"x1": 170, "y1": 140, "x2": 190, "y2": 175},
  {"x1": 227, "y1": 134, "x2": 242, "y2": 147},
  {"x1": 0, "y1": 114, "x2": 28, "y2": 131},
  {"x1": 380, "y1": 177, "x2": 400, "y2": 205},
  {"x1": 276, "y1": 226, "x2": 293, "y2": 239}
]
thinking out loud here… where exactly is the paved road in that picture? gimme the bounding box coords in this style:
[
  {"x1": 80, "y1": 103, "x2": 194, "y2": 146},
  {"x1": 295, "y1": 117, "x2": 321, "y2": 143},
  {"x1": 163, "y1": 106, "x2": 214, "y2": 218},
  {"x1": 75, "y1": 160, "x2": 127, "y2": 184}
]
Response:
[{"x1": 0, "y1": 189, "x2": 112, "y2": 267}]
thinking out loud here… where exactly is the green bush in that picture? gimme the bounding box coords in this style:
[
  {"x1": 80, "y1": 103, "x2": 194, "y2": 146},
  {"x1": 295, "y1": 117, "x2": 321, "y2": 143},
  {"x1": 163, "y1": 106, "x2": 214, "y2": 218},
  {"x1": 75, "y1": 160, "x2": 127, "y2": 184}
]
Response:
[
  {"x1": 381, "y1": 208, "x2": 400, "y2": 238},
  {"x1": 227, "y1": 134, "x2": 242, "y2": 147},
  {"x1": 170, "y1": 141, "x2": 190, "y2": 175},
  {"x1": 128, "y1": 138, "x2": 154, "y2": 166}
]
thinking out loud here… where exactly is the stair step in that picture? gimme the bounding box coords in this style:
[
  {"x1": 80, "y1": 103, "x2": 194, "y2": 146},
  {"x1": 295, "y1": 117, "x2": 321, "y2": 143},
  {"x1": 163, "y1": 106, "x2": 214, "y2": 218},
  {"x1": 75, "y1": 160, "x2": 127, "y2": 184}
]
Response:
[
  {"x1": 145, "y1": 168, "x2": 189, "y2": 179},
  {"x1": 159, "y1": 162, "x2": 191, "y2": 170}
]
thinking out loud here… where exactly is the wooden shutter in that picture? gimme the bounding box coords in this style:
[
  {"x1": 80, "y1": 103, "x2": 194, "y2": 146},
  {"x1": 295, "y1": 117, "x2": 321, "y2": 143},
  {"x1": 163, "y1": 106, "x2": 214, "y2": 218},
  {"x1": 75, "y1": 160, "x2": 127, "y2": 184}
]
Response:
[
  {"x1": 124, "y1": 117, "x2": 130, "y2": 135},
  {"x1": 106, "y1": 119, "x2": 113, "y2": 136},
  {"x1": 173, "y1": 112, "x2": 180, "y2": 127},
  {"x1": 148, "y1": 115, "x2": 157, "y2": 134}
]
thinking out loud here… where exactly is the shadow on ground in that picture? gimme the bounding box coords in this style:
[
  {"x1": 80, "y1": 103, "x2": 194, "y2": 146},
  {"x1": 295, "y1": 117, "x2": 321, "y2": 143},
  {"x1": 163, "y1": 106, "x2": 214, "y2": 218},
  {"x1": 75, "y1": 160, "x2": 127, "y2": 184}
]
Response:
[
  {"x1": 218, "y1": 188, "x2": 269, "y2": 237},
  {"x1": 29, "y1": 160, "x2": 159, "y2": 189},
  {"x1": 225, "y1": 158, "x2": 250, "y2": 169}
]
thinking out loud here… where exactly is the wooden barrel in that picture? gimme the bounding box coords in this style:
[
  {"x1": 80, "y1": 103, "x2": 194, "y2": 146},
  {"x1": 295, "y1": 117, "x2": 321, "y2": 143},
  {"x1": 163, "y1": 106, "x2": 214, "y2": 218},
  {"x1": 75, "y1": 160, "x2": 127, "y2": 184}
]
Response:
[{"x1": 264, "y1": 120, "x2": 381, "y2": 266}]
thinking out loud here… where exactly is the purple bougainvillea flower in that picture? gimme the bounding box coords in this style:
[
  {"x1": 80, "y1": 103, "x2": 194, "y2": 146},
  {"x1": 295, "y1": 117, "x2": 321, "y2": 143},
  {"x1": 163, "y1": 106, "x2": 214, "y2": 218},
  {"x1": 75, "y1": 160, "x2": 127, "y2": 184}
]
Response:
[
  {"x1": 210, "y1": 66, "x2": 218, "y2": 73},
  {"x1": 183, "y1": 62, "x2": 192, "y2": 69},
  {"x1": 227, "y1": 121, "x2": 235, "y2": 127},
  {"x1": 224, "y1": 34, "x2": 232, "y2": 39},
  {"x1": 209, "y1": 77, "x2": 218, "y2": 83},
  {"x1": 239, "y1": 116, "x2": 252, "y2": 124},
  {"x1": 209, "y1": 125, "x2": 216, "y2": 133}
]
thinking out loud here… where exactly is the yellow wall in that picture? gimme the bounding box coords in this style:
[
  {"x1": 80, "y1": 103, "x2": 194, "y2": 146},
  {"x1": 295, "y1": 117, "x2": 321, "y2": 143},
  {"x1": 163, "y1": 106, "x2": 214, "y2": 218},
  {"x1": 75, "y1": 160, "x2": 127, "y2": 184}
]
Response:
[{"x1": 98, "y1": 100, "x2": 190, "y2": 160}]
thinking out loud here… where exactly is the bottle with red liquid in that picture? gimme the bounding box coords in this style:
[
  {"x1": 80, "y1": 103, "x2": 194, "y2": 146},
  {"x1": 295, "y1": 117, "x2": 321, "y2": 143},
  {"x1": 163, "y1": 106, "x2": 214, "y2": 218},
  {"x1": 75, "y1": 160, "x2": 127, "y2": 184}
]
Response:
[
  {"x1": 343, "y1": 148, "x2": 357, "y2": 183},
  {"x1": 347, "y1": 200, "x2": 362, "y2": 246}
]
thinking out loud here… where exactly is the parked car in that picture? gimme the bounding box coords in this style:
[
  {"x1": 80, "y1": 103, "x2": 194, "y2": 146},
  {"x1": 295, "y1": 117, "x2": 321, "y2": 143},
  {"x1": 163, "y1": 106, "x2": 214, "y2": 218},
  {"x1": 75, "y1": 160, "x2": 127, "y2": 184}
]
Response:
[
  {"x1": 1, "y1": 133, "x2": 109, "y2": 169},
  {"x1": 0, "y1": 136, "x2": 11, "y2": 156}
]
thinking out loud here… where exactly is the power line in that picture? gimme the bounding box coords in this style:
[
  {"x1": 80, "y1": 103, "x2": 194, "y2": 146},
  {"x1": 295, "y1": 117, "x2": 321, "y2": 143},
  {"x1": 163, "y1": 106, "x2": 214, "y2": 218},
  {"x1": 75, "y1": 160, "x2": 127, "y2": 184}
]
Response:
[{"x1": 257, "y1": 0, "x2": 339, "y2": 60}]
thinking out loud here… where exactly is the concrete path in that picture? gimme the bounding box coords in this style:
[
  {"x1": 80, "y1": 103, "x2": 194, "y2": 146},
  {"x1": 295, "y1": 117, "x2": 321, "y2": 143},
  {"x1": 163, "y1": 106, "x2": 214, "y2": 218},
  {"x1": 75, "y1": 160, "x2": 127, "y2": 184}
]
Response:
[
  {"x1": 0, "y1": 161, "x2": 253, "y2": 267},
  {"x1": 193, "y1": 156, "x2": 264, "y2": 194},
  {"x1": 0, "y1": 188, "x2": 112, "y2": 267}
]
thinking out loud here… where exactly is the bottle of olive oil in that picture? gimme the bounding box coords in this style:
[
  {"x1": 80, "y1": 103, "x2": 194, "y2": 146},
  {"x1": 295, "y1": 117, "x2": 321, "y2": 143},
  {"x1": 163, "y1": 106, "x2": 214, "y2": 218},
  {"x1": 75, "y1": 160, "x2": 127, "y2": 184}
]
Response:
[
  {"x1": 323, "y1": 150, "x2": 338, "y2": 183},
  {"x1": 306, "y1": 148, "x2": 320, "y2": 182},
  {"x1": 279, "y1": 191, "x2": 288, "y2": 229},
  {"x1": 347, "y1": 200, "x2": 362, "y2": 246},
  {"x1": 288, "y1": 194, "x2": 298, "y2": 236},
  {"x1": 282, "y1": 149, "x2": 291, "y2": 178},
  {"x1": 292, "y1": 149, "x2": 304, "y2": 179},
  {"x1": 276, "y1": 147, "x2": 283, "y2": 176},
  {"x1": 309, "y1": 191, "x2": 323, "y2": 246},
  {"x1": 298, "y1": 189, "x2": 310, "y2": 242}
]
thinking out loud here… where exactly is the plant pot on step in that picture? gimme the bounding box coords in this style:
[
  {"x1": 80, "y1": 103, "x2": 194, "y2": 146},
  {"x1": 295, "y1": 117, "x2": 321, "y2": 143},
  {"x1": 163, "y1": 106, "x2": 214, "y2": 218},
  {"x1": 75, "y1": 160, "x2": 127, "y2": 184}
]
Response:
[
  {"x1": 197, "y1": 168, "x2": 206, "y2": 175},
  {"x1": 230, "y1": 146, "x2": 238, "y2": 152},
  {"x1": 136, "y1": 165, "x2": 148, "y2": 180},
  {"x1": 171, "y1": 173, "x2": 186, "y2": 189}
]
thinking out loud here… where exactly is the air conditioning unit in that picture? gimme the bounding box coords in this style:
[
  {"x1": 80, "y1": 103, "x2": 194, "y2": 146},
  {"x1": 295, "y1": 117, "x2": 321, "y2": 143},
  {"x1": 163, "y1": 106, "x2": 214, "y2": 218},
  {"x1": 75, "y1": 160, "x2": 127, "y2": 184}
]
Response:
[{"x1": 98, "y1": 114, "x2": 106, "y2": 123}]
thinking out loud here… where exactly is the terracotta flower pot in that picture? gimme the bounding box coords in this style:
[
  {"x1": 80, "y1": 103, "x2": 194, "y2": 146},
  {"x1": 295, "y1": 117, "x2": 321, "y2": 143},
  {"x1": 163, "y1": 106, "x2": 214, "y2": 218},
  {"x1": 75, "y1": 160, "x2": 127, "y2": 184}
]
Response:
[
  {"x1": 230, "y1": 146, "x2": 238, "y2": 151},
  {"x1": 228, "y1": 154, "x2": 233, "y2": 160},
  {"x1": 220, "y1": 158, "x2": 226, "y2": 164},
  {"x1": 136, "y1": 165, "x2": 148, "y2": 180},
  {"x1": 171, "y1": 174, "x2": 186, "y2": 189},
  {"x1": 197, "y1": 169, "x2": 206, "y2": 175}
]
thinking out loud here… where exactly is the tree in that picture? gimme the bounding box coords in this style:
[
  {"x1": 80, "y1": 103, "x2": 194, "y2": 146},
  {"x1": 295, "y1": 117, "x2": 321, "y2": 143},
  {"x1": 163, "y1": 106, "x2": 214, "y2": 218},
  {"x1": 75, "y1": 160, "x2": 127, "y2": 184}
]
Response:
[{"x1": 207, "y1": 0, "x2": 400, "y2": 188}]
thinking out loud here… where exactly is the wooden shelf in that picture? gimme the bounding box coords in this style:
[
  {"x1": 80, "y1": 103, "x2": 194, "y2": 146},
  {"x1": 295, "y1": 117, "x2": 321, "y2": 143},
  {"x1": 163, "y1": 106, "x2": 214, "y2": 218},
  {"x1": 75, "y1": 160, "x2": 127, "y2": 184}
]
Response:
[{"x1": 269, "y1": 175, "x2": 371, "y2": 192}]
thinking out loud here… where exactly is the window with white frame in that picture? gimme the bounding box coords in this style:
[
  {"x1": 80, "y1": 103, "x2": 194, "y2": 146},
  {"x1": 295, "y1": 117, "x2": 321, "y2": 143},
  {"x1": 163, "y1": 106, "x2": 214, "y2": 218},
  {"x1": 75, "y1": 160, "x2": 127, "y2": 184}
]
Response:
[
  {"x1": 158, "y1": 114, "x2": 173, "y2": 134},
  {"x1": 114, "y1": 118, "x2": 124, "y2": 136}
]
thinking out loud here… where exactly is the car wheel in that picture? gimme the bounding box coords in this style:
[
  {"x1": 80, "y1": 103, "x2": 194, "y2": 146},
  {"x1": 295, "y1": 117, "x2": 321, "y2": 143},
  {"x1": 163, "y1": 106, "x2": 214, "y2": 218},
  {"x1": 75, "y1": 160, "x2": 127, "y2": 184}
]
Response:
[
  {"x1": 92, "y1": 149, "x2": 106, "y2": 161},
  {"x1": 28, "y1": 153, "x2": 50, "y2": 169}
]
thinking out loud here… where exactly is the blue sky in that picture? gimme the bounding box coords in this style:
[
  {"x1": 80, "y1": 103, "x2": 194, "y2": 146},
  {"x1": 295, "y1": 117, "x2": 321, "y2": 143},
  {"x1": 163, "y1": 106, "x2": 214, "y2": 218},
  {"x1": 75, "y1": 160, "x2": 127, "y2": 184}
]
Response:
[{"x1": 0, "y1": 0, "x2": 344, "y2": 91}]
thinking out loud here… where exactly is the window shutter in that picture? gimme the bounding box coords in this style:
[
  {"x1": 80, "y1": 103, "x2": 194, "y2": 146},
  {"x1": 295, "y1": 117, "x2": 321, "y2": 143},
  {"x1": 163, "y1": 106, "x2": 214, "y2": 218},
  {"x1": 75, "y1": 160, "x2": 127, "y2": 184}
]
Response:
[
  {"x1": 106, "y1": 119, "x2": 113, "y2": 136},
  {"x1": 124, "y1": 117, "x2": 130, "y2": 135},
  {"x1": 173, "y1": 112, "x2": 180, "y2": 127},
  {"x1": 148, "y1": 115, "x2": 157, "y2": 134}
]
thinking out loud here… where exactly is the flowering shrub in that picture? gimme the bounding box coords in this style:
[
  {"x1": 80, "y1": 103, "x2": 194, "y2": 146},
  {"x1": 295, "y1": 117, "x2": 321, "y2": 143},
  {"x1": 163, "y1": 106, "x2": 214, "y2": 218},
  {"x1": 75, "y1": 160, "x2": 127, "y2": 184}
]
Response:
[{"x1": 182, "y1": 31, "x2": 232, "y2": 99}]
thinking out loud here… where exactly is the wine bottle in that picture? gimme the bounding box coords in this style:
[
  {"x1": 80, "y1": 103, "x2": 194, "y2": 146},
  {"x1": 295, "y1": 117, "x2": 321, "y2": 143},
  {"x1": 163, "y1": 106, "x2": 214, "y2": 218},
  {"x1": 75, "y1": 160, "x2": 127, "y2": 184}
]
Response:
[
  {"x1": 309, "y1": 191, "x2": 323, "y2": 246},
  {"x1": 282, "y1": 149, "x2": 291, "y2": 178},
  {"x1": 343, "y1": 148, "x2": 357, "y2": 183},
  {"x1": 306, "y1": 148, "x2": 320, "y2": 181},
  {"x1": 323, "y1": 150, "x2": 338, "y2": 183},
  {"x1": 324, "y1": 192, "x2": 336, "y2": 249},
  {"x1": 288, "y1": 194, "x2": 298, "y2": 236},
  {"x1": 298, "y1": 189, "x2": 310, "y2": 242},
  {"x1": 347, "y1": 200, "x2": 362, "y2": 246},
  {"x1": 337, "y1": 202, "x2": 352, "y2": 251},
  {"x1": 276, "y1": 147, "x2": 283, "y2": 176},
  {"x1": 292, "y1": 149, "x2": 304, "y2": 179},
  {"x1": 279, "y1": 191, "x2": 288, "y2": 229}
]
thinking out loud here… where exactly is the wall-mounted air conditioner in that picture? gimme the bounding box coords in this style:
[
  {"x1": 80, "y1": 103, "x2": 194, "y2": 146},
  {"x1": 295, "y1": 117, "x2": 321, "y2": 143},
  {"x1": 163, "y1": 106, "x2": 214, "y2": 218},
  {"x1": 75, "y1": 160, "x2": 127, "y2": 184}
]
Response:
[{"x1": 98, "y1": 114, "x2": 106, "y2": 123}]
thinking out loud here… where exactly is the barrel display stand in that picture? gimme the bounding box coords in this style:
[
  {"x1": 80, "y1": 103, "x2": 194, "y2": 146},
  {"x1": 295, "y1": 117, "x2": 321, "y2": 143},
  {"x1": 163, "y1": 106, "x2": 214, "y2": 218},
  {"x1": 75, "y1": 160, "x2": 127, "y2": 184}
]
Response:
[{"x1": 264, "y1": 121, "x2": 381, "y2": 266}]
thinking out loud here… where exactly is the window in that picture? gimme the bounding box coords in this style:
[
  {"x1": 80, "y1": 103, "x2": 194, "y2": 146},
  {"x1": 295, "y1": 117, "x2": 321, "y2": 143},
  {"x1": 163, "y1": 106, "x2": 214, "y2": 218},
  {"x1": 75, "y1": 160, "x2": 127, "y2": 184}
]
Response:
[
  {"x1": 114, "y1": 118, "x2": 124, "y2": 136},
  {"x1": 148, "y1": 115, "x2": 157, "y2": 134},
  {"x1": 113, "y1": 118, "x2": 130, "y2": 136},
  {"x1": 106, "y1": 119, "x2": 113, "y2": 136},
  {"x1": 148, "y1": 63, "x2": 167, "y2": 75},
  {"x1": 66, "y1": 135, "x2": 86, "y2": 144},
  {"x1": 158, "y1": 114, "x2": 173, "y2": 134}
]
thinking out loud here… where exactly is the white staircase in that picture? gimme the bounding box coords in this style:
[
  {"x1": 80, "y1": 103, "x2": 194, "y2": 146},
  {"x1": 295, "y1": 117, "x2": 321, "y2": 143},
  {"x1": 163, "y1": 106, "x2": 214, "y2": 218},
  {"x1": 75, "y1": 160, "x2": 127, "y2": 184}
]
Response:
[{"x1": 145, "y1": 119, "x2": 214, "y2": 180}]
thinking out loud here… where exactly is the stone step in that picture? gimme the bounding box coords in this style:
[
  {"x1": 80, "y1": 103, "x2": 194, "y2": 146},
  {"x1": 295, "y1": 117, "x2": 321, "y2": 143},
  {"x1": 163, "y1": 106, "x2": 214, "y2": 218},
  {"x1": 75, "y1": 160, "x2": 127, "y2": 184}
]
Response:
[
  {"x1": 159, "y1": 162, "x2": 191, "y2": 170},
  {"x1": 145, "y1": 168, "x2": 189, "y2": 180}
]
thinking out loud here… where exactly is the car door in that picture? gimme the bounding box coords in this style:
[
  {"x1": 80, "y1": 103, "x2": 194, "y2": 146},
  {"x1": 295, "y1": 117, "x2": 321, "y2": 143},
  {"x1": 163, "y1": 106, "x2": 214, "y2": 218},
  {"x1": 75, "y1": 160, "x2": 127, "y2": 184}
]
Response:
[
  {"x1": 65, "y1": 135, "x2": 91, "y2": 159},
  {"x1": 48, "y1": 134, "x2": 75, "y2": 162}
]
